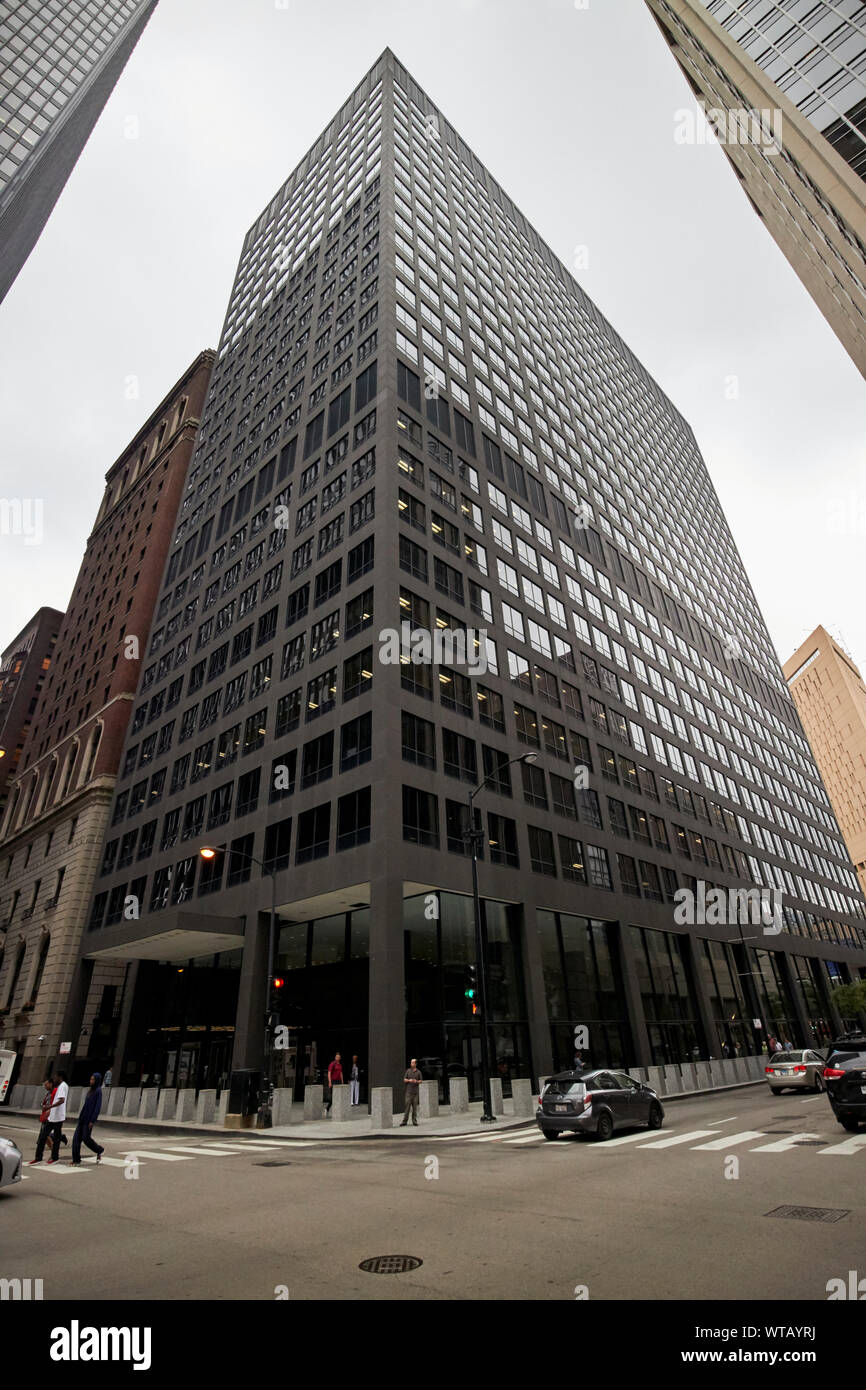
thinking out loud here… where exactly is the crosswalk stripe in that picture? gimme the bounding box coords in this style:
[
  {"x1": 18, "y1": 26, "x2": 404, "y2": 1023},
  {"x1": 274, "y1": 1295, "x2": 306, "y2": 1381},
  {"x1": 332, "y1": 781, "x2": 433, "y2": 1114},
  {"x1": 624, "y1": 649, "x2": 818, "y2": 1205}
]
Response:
[
  {"x1": 818, "y1": 1135, "x2": 866, "y2": 1156},
  {"x1": 145, "y1": 1145, "x2": 235, "y2": 1157},
  {"x1": 466, "y1": 1132, "x2": 514, "y2": 1142},
  {"x1": 750, "y1": 1133, "x2": 821, "y2": 1153},
  {"x1": 590, "y1": 1128, "x2": 676, "y2": 1148},
  {"x1": 637, "y1": 1129, "x2": 722, "y2": 1149},
  {"x1": 691, "y1": 1131, "x2": 767, "y2": 1151},
  {"x1": 37, "y1": 1163, "x2": 89, "y2": 1175},
  {"x1": 116, "y1": 1150, "x2": 192, "y2": 1162},
  {"x1": 196, "y1": 1142, "x2": 282, "y2": 1151},
  {"x1": 502, "y1": 1132, "x2": 546, "y2": 1144}
]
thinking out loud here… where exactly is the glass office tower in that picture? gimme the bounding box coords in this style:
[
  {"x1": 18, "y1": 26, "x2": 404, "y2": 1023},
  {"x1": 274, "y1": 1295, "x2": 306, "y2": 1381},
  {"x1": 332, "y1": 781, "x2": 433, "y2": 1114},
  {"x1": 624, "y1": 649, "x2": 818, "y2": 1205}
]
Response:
[
  {"x1": 645, "y1": 0, "x2": 866, "y2": 375},
  {"x1": 0, "y1": 0, "x2": 159, "y2": 302},
  {"x1": 80, "y1": 50, "x2": 866, "y2": 1098}
]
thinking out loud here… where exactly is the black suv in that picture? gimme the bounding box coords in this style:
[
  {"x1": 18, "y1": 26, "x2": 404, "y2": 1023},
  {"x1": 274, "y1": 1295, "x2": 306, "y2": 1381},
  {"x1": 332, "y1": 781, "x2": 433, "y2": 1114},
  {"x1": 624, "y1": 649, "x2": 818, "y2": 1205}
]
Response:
[
  {"x1": 822, "y1": 1035, "x2": 866, "y2": 1132},
  {"x1": 536, "y1": 1069, "x2": 664, "y2": 1142}
]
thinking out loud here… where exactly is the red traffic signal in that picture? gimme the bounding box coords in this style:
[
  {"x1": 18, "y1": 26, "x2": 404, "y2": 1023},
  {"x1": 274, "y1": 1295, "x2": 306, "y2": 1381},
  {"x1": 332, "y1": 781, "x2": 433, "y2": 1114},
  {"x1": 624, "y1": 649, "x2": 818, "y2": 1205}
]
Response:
[{"x1": 272, "y1": 977, "x2": 284, "y2": 989}]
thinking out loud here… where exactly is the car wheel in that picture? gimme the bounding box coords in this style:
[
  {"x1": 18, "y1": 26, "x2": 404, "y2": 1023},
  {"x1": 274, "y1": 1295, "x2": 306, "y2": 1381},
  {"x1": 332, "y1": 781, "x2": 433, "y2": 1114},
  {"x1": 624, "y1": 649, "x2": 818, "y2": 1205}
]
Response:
[
  {"x1": 647, "y1": 1101, "x2": 663, "y2": 1130},
  {"x1": 541, "y1": 1129, "x2": 559, "y2": 1141},
  {"x1": 769, "y1": 1087, "x2": 782, "y2": 1096},
  {"x1": 840, "y1": 1118, "x2": 860, "y2": 1133},
  {"x1": 595, "y1": 1111, "x2": 614, "y2": 1142}
]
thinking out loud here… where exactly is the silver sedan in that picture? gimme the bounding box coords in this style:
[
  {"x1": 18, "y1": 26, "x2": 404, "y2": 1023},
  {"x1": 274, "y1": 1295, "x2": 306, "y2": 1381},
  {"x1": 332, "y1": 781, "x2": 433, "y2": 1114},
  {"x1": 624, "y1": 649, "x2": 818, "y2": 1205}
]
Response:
[
  {"x1": 765, "y1": 1050, "x2": 826, "y2": 1094},
  {"x1": 0, "y1": 1134, "x2": 23, "y2": 1189}
]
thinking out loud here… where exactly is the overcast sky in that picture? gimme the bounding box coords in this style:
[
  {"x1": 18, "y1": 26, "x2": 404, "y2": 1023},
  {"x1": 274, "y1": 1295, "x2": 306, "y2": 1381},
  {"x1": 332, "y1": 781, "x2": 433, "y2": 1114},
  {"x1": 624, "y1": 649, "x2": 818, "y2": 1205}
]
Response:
[{"x1": 1, "y1": 0, "x2": 863, "y2": 678}]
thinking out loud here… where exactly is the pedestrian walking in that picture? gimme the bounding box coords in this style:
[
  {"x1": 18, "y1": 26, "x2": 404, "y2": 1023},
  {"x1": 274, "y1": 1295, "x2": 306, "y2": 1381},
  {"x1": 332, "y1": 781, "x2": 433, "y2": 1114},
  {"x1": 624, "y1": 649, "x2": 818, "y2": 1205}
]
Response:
[
  {"x1": 326, "y1": 1053, "x2": 343, "y2": 1113},
  {"x1": 72, "y1": 1073, "x2": 105, "y2": 1165},
  {"x1": 783, "y1": 1039, "x2": 793, "y2": 1052},
  {"x1": 400, "y1": 1057, "x2": 422, "y2": 1127},
  {"x1": 349, "y1": 1055, "x2": 361, "y2": 1106},
  {"x1": 38, "y1": 1071, "x2": 68, "y2": 1163},
  {"x1": 103, "y1": 1064, "x2": 113, "y2": 1088},
  {"x1": 29, "y1": 1079, "x2": 61, "y2": 1164}
]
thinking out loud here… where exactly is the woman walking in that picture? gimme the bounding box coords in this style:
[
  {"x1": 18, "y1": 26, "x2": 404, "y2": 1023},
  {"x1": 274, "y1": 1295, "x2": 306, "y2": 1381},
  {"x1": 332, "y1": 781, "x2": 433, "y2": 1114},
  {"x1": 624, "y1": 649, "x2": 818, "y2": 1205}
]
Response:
[{"x1": 72, "y1": 1073, "x2": 105, "y2": 1165}]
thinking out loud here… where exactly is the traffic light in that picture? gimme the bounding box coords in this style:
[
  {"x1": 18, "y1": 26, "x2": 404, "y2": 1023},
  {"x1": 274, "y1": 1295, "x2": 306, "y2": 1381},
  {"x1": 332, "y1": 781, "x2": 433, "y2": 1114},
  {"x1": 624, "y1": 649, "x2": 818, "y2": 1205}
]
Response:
[
  {"x1": 268, "y1": 976, "x2": 285, "y2": 1019},
  {"x1": 464, "y1": 964, "x2": 478, "y2": 1005}
]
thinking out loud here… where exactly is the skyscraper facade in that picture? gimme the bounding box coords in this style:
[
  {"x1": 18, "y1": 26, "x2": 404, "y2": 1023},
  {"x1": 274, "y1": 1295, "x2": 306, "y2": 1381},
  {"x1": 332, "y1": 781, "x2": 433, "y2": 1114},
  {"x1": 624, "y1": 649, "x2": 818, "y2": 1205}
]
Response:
[
  {"x1": 80, "y1": 51, "x2": 865, "y2": 1101},
  {"x1": 0, "y1": 352, "x2": 213, "y2": 1087},
  {"x1": 784, "y1": 626, "x2": 866, "y2": 900},
  {"x1": 645, "y1": 0, "x2": 866, "y2": 375},
  {"x1": 0, "y1": 0, "x2": 159, "y2": 303}
]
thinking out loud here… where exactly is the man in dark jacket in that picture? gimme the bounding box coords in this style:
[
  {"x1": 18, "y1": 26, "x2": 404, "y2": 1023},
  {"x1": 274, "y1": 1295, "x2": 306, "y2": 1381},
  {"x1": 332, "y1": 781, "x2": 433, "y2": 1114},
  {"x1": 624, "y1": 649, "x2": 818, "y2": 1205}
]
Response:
[{"x1": 71, "y1": 1073, "x2": 105, "y2": 1165}]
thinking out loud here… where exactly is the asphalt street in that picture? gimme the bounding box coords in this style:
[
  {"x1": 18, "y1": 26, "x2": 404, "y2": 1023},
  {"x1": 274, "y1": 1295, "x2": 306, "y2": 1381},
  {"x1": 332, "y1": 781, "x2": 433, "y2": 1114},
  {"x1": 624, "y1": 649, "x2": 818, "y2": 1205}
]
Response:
[{"x1": 2, "y1": 1085, "x2": 863, "y2": 1301}]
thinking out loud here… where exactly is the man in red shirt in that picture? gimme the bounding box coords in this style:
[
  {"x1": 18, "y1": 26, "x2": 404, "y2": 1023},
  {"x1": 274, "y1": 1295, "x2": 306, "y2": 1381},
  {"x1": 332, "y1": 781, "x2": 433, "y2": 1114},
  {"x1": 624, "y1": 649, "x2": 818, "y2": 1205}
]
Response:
[{"x1": 326, "y1": 1053, "x2": 343, "y2": 1113}]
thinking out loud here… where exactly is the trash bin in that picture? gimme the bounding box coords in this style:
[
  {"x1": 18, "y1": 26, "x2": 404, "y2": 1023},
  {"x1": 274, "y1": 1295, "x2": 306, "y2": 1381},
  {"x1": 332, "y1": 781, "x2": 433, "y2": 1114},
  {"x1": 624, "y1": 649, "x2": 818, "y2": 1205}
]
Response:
[{"x1": 227, "y1": 1069, "x2": 260, "y2": 1117}]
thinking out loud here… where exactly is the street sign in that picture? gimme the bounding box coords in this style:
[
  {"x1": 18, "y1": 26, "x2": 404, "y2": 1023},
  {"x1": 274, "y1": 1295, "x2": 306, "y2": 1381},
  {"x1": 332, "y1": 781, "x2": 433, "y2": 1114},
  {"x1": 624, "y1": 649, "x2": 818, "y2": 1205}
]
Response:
[
  {"x1": 752, "y1": 1019, "x2": 762, "y2": 1029},
  {"x1": 59, "y1": 1041, "x2": 72, "y2": 1054}
]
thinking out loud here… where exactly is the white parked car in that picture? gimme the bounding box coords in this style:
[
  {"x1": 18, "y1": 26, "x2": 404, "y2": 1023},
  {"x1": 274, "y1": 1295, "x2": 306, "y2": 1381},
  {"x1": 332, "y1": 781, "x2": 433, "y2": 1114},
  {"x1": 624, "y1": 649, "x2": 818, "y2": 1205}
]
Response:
[{"x1": 765, "y1": 1050, "x2": 826, "y2": 1094}]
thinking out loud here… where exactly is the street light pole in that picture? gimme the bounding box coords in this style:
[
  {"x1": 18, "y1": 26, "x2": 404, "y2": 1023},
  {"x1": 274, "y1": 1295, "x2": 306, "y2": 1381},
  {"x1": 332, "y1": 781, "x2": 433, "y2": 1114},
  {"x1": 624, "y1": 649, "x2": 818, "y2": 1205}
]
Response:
[
  {"x1": 200, "y1": 843, "x2": 278, "y2": 1129},
  {"x1": 466, "y1": 751, "x2": 537, "y2": 1123}
]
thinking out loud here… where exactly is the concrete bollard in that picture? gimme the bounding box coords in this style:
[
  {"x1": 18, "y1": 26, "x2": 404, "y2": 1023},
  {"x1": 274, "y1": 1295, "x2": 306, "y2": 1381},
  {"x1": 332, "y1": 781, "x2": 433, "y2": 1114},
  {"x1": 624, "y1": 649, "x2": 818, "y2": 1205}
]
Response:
[
  {"x1": 418, "y1": 1080, "x2": 439, "y2": 1119},
  {"x1": 107, "y1": 1087, "x2": 126, "y2": 1116},
  {"x1": 217, "y1": 1091, "x2": 229, "y2": 1125},
  {"x1": 679, "y1": 1063, "x2": 697, "y2": 1092},
  {"x1": 195, "y1": 1089, "x2": 216, "y2": 1125},
  {"x1": 370, "y1": 1086, "x2": 393, "y2": 1130},
  {"x1": 139, "y1": 1090, "x2": 158, "y2": 1120},
  {"x1": 156, "y1": 1089, "x2": 175, "y2": 1121},
  {"x1": 449, "y1": 1076, "x2": 469, "y2": 1112},
  {"x1": 330, "y1": 1084, "x2": 351, "y2": 1122},
  {"x1": 646, "y1": 1067, "x2": 665, "y2": 1095},
  {"x1": 489, "y1": 1077, "x2": 504, "y2": 1116},
  {"x1": 271, "y1": 1088, "x2": 293, "y2": 1127},
  {"x1": 122, "y1": 1088, "x2": 140, "y2": 1117},
  {"x1": 663, "y1": 1065, "x2": 681, "y2": 1094},
  {"x1": 537, "y1": 1075, "x2": 550, "y2": 1098},
  {"x1": 734, "y1": 1057, "x2": 751, "y2": 1083},
  {"x1": 511, "y1": 1078, "x2": 535, "y2": 1117},
  {"x1": 68, "y1": 1086, "x2": 85, "y2": 1115},
  {"x1": 630, "y1": 1067, "x2": 648, "y2": 1084},
  {"x1": 303, "y1": 1084, "x2": 323, "y2": 1120},
  {"x1": 6, "y1": 1084, "x2": 23, "y2": 1108},
  {"x1": 175, "y1": 1090, "x2": 196, "y2": 1123},
  {"x1": 694, "y1": 1062, "x2": 712, "y2": 1091}
]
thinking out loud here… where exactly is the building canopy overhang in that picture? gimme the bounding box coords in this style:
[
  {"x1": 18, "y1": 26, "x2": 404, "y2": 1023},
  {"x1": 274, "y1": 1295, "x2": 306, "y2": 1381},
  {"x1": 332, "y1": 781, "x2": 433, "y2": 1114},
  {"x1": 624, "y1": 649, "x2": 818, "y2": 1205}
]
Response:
[{"x1": 84, "y1": 909, "x2": 246, "y2": 962}]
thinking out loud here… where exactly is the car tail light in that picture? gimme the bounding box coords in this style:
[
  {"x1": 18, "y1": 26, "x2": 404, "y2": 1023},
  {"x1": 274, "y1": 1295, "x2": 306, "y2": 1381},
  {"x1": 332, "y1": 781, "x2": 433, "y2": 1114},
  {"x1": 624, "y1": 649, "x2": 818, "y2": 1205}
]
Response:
[
  {"x1": 823, "y1": 1067, "x2": 845, "y2": 1078},
  {"x1": 764, "y1": 1067, "x2": 773, "y2": 1074},
  {"x1": 582, "y1": 1093, "x2": 593, "y2": 1108},
  {"x1": 794, "y1": 1066, "x2": 806, "y2": 1073}
]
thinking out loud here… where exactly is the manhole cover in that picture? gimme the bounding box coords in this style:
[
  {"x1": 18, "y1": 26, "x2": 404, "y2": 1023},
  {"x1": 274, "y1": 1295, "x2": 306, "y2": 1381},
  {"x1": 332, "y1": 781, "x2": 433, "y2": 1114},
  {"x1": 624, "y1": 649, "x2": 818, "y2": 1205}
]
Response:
[
  {"x1": 256, "y1": 1160, "x2": 292, "y2": 1167},
  {"x1": 359, "y1": 1255, "x2": 423, "y2": 1274},
  {"x1": 766, "y1": 1205, "x2": 849, "y2": 1223}
]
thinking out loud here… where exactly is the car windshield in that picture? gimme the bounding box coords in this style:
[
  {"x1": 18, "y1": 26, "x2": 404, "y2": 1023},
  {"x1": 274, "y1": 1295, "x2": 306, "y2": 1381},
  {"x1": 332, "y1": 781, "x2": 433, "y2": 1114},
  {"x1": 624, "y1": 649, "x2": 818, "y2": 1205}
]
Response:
[
  {"x1": 771, "y1": 1052, "x2": 809, "y2": 1063},
  {"x1": 544, "y1": 1079, "x2": 585, "y2": 1097},
  {"x1": 827, "y1": 1048, "x2": 866, "y2": 1066}
]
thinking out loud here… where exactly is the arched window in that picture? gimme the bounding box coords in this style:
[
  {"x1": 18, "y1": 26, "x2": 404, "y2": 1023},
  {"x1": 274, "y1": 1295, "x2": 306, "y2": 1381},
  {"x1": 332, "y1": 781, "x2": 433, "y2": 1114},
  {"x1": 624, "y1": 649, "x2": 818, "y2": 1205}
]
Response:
[
  {"x1": 20, "y1": 772, "x2": 39, "y2": 826},
  {"x1": 81, "y1": 725, "x2": 102, "y2": 785},
  {"x1": 29, "y1": 933, "x2": 50, "y2": 1005},
  {"x1": 60, "y1": 741, "x2": 79, "y2": 800},
  {"x1": 37, "y1": 756, "x2": 58, "y2": 814},
  {"x1": 1, "y1": 938, "x2": 26, "y2": 1011}
]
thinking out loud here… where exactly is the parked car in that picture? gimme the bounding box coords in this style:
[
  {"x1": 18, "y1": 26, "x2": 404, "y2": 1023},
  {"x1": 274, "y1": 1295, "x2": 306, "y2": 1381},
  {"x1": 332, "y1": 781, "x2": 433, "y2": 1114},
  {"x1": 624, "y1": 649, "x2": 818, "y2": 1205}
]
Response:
[
  {"x1": 764, "y1": 1049, "x2": 826, "y2": 1094},
  {"x1": 0, "y1": 1135, "x2": 23, "y2": 1190},
  {"x1": 536, "y1": 1068, "x2": 664, "y2": 1142},
  {"x1": 822, "y1": 1035, "x2": 866, "y2": 1132}
]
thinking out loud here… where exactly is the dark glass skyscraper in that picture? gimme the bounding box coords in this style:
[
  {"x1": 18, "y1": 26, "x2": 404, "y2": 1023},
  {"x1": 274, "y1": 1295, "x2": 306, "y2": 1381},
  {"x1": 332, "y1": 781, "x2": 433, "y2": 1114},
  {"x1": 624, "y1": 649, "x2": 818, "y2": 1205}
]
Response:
[
  {"x1": 79, "y1": 50, "x2": 866, "y2": 1100},
  {"x1": 646, "y1": 0, "x2": 866, "y2": 374},
  {"x1": 0, "y1": 0, "x2": 158, "y2": 303}
]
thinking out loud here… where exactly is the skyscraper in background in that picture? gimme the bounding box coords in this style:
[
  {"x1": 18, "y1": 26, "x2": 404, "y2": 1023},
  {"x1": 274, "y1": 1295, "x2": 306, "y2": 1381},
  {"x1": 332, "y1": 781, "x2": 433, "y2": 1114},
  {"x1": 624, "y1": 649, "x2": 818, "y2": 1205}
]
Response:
[
  {"x1": 645, "y1": 0, "x2": 866, "y2": 375},
  {"x1": 785, "y1": 626, "x2": 866, "y2": 901},
  {"x1": 0, "y1": 0, "x2": 159, "y2": 303},
  {"x1": 77, "y1": 50, "x2": 865, "y2": 1100}
]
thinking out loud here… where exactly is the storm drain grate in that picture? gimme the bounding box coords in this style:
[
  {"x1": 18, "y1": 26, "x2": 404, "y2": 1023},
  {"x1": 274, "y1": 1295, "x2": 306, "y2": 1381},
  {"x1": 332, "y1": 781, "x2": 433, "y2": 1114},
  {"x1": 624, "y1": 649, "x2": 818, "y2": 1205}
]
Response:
[
  {"x1": 359, "y1": 1255, "x2": 423, "y2": 1274},
  {"x1": 766, "y1": 1205, "x2": 849, "y2": 1223},
  {"x1": 256, "y1": 1160, "x2": 292, "y2": 1167},
  {"x1": 793, "y1": 1140, "x2": 826, "y2": 1147}
]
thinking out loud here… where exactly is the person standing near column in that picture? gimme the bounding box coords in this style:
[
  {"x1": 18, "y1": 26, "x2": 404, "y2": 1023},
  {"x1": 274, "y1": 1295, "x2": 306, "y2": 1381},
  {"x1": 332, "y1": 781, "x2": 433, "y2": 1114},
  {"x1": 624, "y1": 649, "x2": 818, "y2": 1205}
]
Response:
[
  {"x1": 72, "y1": 1073, "x2": 105, "y2": 1165},
  {"x1": 349, "y1": 1055, "x2": 361, "y2": 1106},
  {"x1": 326, "y1": 1053, "x2": 343, "y2": 1113},
  {"x1": 400, "y1": 1058, "x2": 422, "y2": 1127}
]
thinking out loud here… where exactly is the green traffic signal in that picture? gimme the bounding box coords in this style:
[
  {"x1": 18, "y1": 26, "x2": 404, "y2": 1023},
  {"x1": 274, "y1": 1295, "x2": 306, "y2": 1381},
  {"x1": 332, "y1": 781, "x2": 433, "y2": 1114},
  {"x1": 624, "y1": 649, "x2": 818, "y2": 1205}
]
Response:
[{"x1": 464, "y1": 987, "x2": 475, "y2": 999}]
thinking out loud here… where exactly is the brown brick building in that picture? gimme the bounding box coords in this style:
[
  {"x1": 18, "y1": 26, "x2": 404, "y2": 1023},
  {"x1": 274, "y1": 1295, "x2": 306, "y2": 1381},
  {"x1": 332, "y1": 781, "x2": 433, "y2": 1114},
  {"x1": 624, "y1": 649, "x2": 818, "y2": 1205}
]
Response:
[
  {"x1": 0, "y1": 351, "x2": 214, "y2": 1086},
  {"x1": 0, "y1": 608, "x2": 64, "y2": 815},
  {"x1": 785, "y1": 627, "x2": 866, "y2": 901}
]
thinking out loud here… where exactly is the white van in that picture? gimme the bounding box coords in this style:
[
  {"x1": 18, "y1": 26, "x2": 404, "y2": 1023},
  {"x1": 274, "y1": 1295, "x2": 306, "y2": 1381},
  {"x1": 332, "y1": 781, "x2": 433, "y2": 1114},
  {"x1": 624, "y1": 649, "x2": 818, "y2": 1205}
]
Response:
[{"x1": 0, "y1": 1048, "x2": 17, "y2": 1104}]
